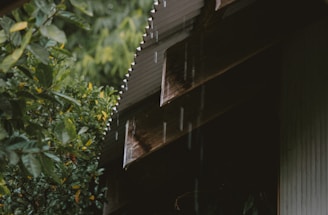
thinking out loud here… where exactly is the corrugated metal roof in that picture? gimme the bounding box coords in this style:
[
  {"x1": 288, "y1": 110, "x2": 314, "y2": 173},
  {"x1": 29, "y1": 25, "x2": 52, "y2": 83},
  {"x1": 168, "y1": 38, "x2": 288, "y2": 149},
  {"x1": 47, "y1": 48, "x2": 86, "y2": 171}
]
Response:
[
  {"x1": 101, "y1": 0, "x2": 240, "y2": 159},
  {"x1": 116, "y1": 0, "x2": 205, "y2": 112}
]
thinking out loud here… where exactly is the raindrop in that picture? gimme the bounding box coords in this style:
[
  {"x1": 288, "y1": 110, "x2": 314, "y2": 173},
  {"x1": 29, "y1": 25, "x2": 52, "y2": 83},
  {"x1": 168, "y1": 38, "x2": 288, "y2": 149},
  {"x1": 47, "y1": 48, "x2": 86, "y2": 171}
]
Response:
[
  {"x1": 116, "y1": 114, "x2": 119, "y2": 127},
  {"x1": 132, "y1": 119, "x2": 136, "y2": 136},
  {"x1": 115, "y1": 131, "x2": 119, "y2": 141},
  {"x1": 200, "y1": 85, "x2": 205, "y2": 110},
  {"x1": 179, "y1": 107, "x2": 184, "y2": 131},
  {"x1": 215, "y1": 0, "x2": 221, "y2": 11},
  {"x1": 148, "y1": 17, "x2": 154, "y2": 29},
  {"x1": 123, "y1": 79, "x2": 128, "y2": 91},
  {"x1": 150, "y1": 32, "x2": 154, "y2": 39},
  {"x1": 200, "y1": 138, "x2": 204, "y2": 162},
  {"x1": 191, "y1": 57, "x2": 196, "y2": 84},
  {"x1": 184, "y1": 43, "x2": 188, "y2": 81},
  {"x1": 163, "y1": 121, "x2": 167, "y2": 143},
  {"x1": 194, "y1": 178, "x2": 199, "y2": 214},
  {"x1": 188, "y1": 122, "x2": 192, "y2": 150},
  {"x1": 155, "y1": 31, "x2": 159, "y2": 43},
  {"x1": 154, "y1": 51, "x2": 158, "y2": 63},
  {"x1": 183, "y1": 16, "x2": 186, "y2": 30},
  {"x1": 163, "y1": 0, "x2": 167, "y2": 7}
]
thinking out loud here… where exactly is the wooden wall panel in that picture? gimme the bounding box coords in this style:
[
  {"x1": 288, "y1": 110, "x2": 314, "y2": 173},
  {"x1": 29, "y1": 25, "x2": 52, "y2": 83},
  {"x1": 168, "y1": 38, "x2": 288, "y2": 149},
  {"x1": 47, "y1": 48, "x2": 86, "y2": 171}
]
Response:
[{"x1": 280, "y1": 17, "x2": 328, "y2": 215}]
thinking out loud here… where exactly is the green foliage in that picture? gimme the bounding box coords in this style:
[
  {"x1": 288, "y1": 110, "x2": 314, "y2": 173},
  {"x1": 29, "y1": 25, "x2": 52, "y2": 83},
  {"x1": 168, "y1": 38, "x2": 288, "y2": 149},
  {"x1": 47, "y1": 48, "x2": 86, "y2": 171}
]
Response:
[
  {"x1": 0, "y1": 0, "x2": 120, "y2": 213},
  {"x1": 61, "y1": 0, "x2": 154, "y2": 87}
]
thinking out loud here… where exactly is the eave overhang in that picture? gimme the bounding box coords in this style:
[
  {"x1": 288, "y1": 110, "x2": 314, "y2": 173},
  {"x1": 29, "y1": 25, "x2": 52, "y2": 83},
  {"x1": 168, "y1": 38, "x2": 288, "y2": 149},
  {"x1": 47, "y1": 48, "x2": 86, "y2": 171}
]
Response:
[{"x1": 101, "y1": 0, "x2": 328, "y2": 168}]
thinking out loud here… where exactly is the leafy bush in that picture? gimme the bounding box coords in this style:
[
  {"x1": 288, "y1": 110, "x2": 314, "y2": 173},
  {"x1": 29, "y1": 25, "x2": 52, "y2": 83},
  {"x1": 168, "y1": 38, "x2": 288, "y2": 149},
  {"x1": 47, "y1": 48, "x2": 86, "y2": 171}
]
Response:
[{"x1": 0, "y1": 0, "x2": 118, "y2": 213}]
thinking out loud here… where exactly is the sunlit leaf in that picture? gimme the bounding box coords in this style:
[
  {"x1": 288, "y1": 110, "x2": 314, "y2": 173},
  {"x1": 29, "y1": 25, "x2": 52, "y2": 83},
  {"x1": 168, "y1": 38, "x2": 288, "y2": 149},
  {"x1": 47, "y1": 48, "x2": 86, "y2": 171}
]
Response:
[
  {"x1": 21, "y1": 154, "x2": 41, "y2": 177},
  {"x1": 9, "y1": 21, "x2": 28, "y2": 32},
  {"x1": 57, "y1": 11, "x2": 90, "y2": 30},
  {"x1": 74, "y1": 189, "x2": 81, "y2": 203},
  {"x1": 27, "y1": 43, "x2": 49, "y2": 65},
  {"x1": 0, "y1": 175, "x2": 10, "y2": 195},
  {"x1": 40, "y1": 24, "x2": 67, "y2": 44},
  {"x1": 69, "y1": 0, "x2": 93, "y2": 16},
  {"x1": 0, "y1": 48, "x2": 24, "y2": 72},
  {"x1": 0, "y1": 29, "x2": 32, "y2": 72}
]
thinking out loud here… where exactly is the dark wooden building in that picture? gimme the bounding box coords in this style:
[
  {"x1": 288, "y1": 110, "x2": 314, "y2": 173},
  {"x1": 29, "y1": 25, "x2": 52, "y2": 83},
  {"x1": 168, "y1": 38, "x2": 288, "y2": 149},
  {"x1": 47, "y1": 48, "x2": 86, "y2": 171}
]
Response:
[
  {"x1": 0, "y1": 0, "x2": 29, "y2": 16},
  {"x1": 100, "y1": 0, "x2": 328, "y2": 214}
]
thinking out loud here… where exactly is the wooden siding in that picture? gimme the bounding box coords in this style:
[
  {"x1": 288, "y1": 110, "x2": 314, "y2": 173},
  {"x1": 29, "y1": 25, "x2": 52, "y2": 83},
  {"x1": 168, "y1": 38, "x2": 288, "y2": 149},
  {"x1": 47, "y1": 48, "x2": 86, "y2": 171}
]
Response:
[
  {"x1": 0, "y1": 0, "x2": 29, "y2": 16},
  {"x1": 280, "y1": 17, "x2": 328, "y2": 215}
]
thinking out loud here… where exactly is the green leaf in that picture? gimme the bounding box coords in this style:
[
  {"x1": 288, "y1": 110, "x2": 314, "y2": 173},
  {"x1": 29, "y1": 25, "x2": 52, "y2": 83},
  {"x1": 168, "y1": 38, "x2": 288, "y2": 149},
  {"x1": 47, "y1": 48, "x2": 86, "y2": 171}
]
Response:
[
  {"x1": 17, "y1": 66, "x2": 33, "y2": 79},
  {"x1": 51, "y1": 46, "x2": 72, "y2": 57},
  {"x1": 57, "y1": 11, "x2": 90, "y2": 31},
  {"x1": 53, "y1": 91, "x2": 81, "y2": 106},
  {"x1": 21, "y1": 28, "x2": 33, "y2": 48},
  {"x1": 54, "y1": 118, "x2": 77, "y2": 144},
  {"x1": 39, "y1": 155, "x2": 60, "y2": 184},
  {"x1": 27, "y1": 43, "x2": 49, "y2": 65},
  {"x1": 0, "y1": 16, "x2": 14, "y2": 37},
  {"x1": 11, "y1": 31, "x2": 22, "y2": 47},
  {"x1": 0, "y1": 124, "x2": 8, "y2": 140},
  {"x1": 69, "y1": 0, "x2": 93, "y2": 16},
  {"x1": 43, "y1": 152, "x2": 61, "y2": 162},
  {"x1": 34, "y1": 0, "x2": 55, "y2": 14},
  {"x1": 21, "y1": 154, "x2": 41, "y2": 177},
  {"x1": 0, "y1": 30, "x2": 6, "y2": 43},
  {"x1": 35, "y1": 64, "x2": 53, "y2": 88},
  {"x1": 40, "y1": 24, "x2": 67, "y2": 44},
  {"x1": 8, "y1": 151, "x2": 19, "y2": 165},
  {"x1": 78, "y1": 126, "x2": 89, "y2": 135}
]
